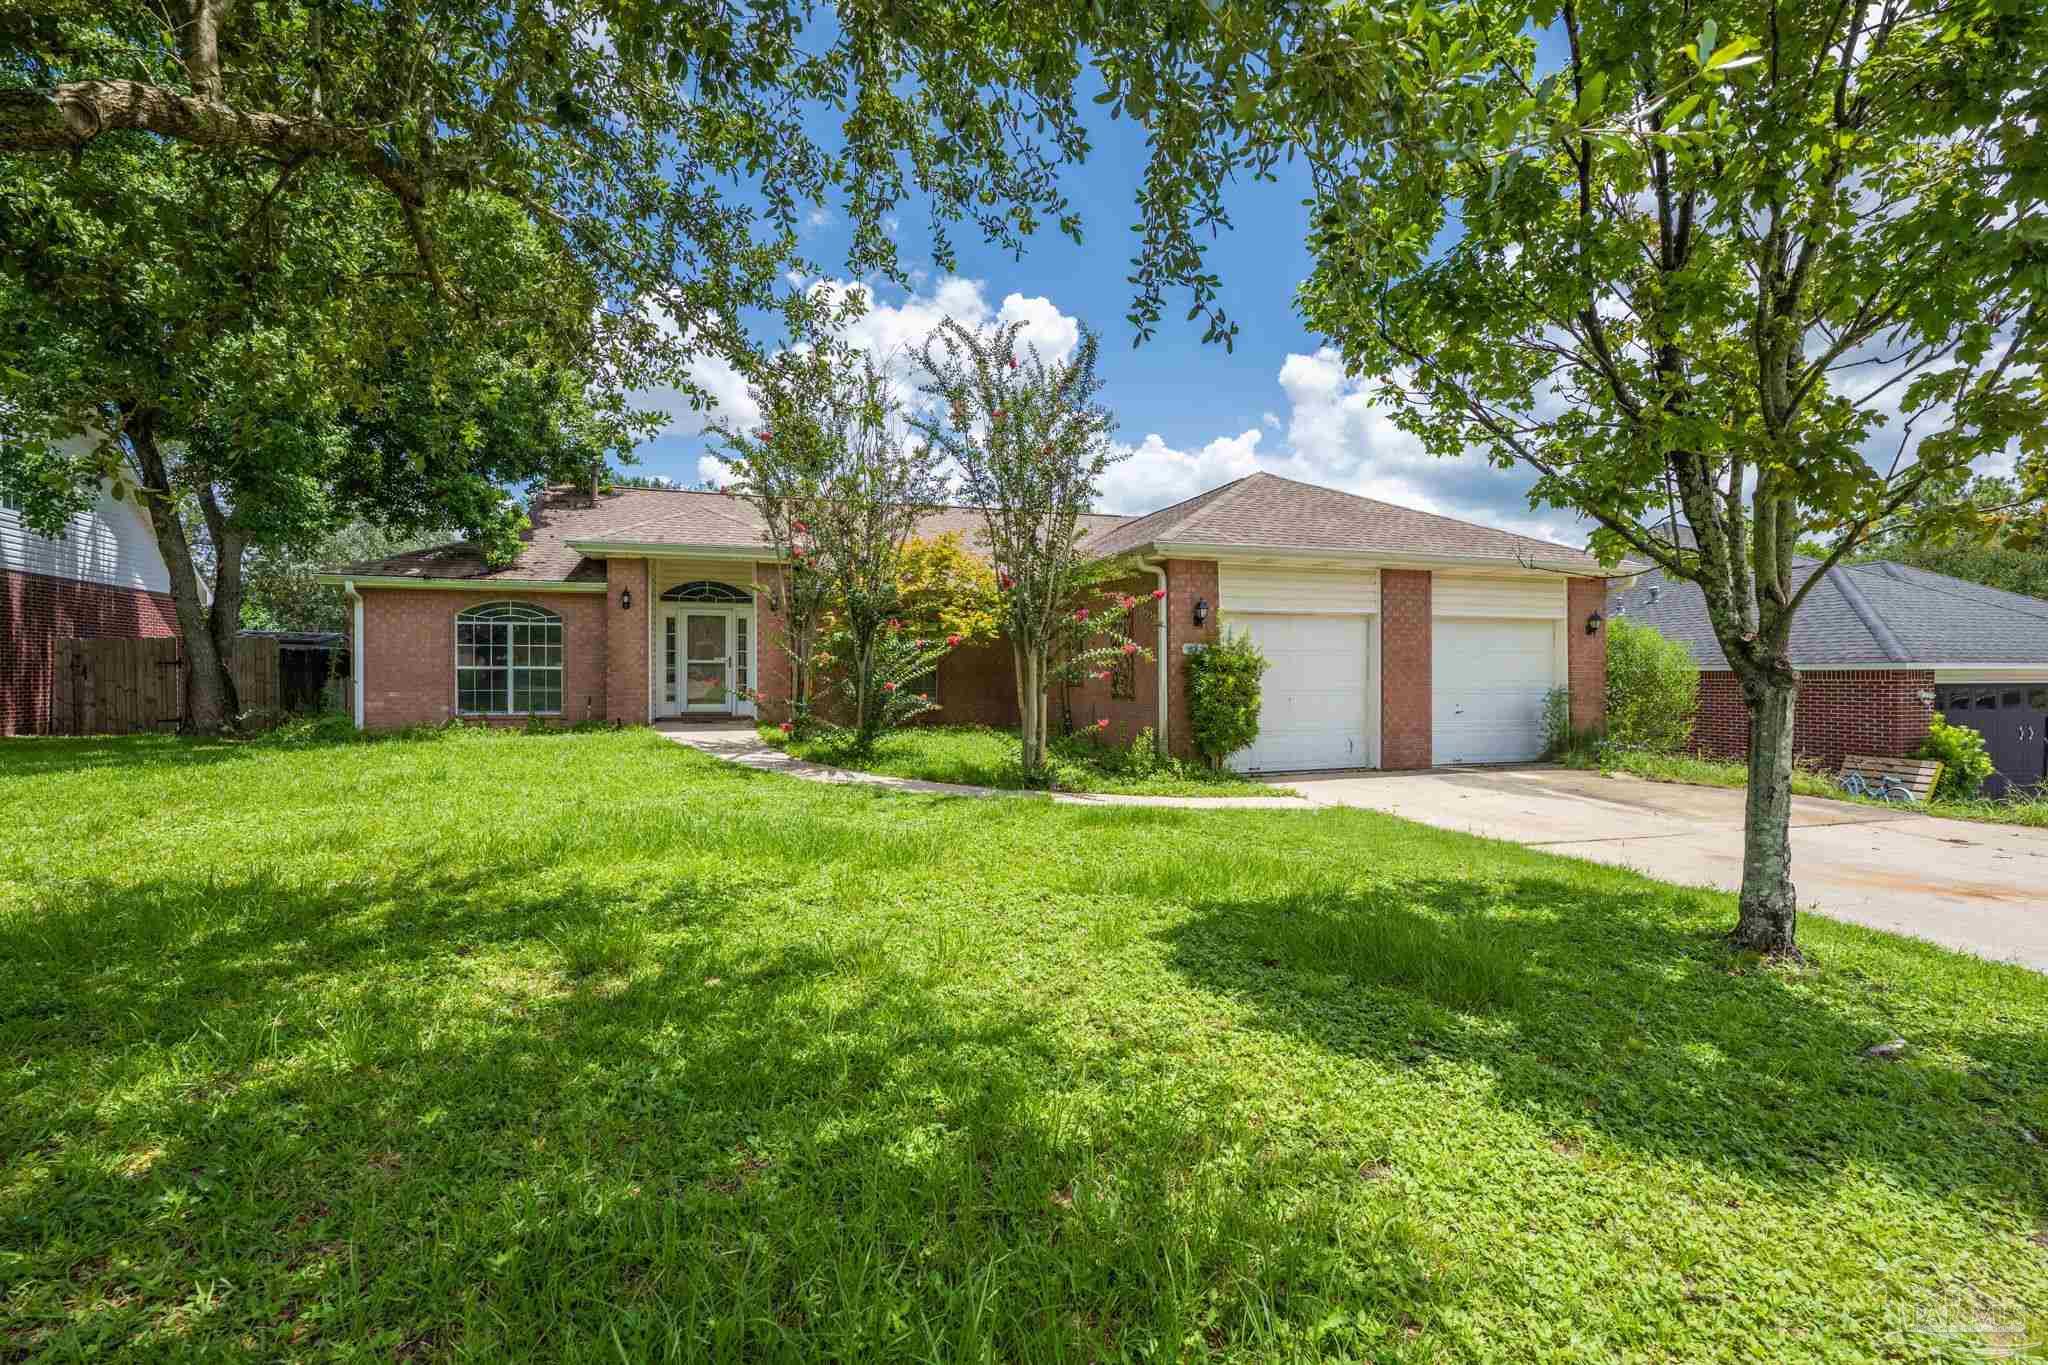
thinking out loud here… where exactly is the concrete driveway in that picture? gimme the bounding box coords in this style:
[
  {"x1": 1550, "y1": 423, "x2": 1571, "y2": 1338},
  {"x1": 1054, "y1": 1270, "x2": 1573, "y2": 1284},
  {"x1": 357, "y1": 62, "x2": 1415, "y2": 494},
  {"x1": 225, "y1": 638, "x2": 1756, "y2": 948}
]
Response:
[{"x1": 1284, "y1": 766, "x2": 2048, "y2": 971}]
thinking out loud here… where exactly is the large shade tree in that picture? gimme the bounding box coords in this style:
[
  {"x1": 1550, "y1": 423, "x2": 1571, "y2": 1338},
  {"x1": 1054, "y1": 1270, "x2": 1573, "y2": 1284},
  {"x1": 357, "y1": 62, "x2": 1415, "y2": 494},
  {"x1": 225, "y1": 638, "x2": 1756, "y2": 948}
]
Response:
[
  {"x1": 0, "y1": 0, "x2": 1223, "y2": 731},
  {"x1": 1106, "y1": 0, "x2": 2048, "y2": 955}
]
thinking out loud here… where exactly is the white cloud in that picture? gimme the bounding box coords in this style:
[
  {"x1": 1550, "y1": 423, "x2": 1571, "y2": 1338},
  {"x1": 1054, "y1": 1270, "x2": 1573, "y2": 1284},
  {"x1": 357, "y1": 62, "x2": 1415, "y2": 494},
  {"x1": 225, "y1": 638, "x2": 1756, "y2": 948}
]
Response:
[
  {"x1": 636, "y1": 285, "x2": 1588, "y2": 542},
  {"x1": 805, "y1": 207, "x2": 835, "y2": 230},
  {"x1": 1097, "y1": 430, "x2": 1266, "y2": 514}
]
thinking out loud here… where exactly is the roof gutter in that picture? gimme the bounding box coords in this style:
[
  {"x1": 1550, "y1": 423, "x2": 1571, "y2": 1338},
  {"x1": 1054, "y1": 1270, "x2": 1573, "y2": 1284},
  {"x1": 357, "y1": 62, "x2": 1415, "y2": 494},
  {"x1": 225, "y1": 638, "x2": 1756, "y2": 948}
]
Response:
[
  {"x1": 1145, "y1": 540, "x2": 1626, "y2": 577},
  {"x1": 311, "y1": 573, "x2": 606, "y2": 593}
]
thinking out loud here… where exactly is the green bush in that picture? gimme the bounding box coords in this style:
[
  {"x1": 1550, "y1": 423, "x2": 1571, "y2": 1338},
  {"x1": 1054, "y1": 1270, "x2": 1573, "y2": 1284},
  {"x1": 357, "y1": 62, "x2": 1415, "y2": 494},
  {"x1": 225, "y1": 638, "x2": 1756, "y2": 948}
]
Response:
[
  {"x1": 1185, "y1": 630, "x2": 1270, "y2": 767},
  {"x1": 1540, "y1": 687, "x2": 1573, "y2": 758},
  {"x1": 1605, "y1": 616, "x2": 1700, "y2": 752},
  {"x1": 1916, "y1": 714, "x2": 1995, "y2": 800}
]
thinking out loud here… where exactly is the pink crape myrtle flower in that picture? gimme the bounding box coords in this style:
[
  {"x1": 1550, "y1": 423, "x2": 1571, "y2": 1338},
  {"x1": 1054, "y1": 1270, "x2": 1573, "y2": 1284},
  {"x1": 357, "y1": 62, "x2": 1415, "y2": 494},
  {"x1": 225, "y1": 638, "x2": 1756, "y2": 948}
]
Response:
[
  {"x1": 946, "y1": 633, "x2": 962, "y2": 647},
  {"x1": 883, "y1": 681, "x2": 898, "y2": 692},
  {"x1": 1074, "y1": 607, "x2": 1089, "y2": 622},
  {"x1": 1121, "y1": 641, "x2": 1139, "y2": 655},
  {"x1": 1095, "y1": 717, "x2": 1111, "y2": 730},
  {"x1": 778, "y1": 721, "x2": 793, "y2": 733}
]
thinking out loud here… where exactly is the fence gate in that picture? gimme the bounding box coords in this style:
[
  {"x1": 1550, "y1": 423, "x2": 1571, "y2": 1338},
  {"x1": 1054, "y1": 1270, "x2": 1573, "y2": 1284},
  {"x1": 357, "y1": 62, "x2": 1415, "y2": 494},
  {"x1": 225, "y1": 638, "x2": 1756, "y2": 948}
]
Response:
[{"x1": 50, "y1": 636, "x2": 281, "y2": 734}]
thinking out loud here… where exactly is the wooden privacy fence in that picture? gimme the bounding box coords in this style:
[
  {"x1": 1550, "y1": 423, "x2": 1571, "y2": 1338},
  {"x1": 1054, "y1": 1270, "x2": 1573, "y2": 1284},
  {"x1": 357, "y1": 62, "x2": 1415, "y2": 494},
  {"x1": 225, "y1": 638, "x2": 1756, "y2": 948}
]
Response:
[{"x1": 51, "y1": 636, "x2": 281, "y2": 735}]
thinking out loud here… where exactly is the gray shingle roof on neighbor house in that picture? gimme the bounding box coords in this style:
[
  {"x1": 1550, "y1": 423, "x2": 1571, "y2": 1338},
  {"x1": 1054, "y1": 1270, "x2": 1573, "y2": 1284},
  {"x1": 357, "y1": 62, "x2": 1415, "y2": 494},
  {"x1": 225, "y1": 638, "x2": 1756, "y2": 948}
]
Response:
[
  {"x1": 326, "y1": 472, "x2": 1615, "y2": 585},
  {"x1": 1620, "y1": 557, "x2": 2048, "y2": 668},
  {"x1": 1084, "y1": 471, "x2": 1610, "y2": 568}
]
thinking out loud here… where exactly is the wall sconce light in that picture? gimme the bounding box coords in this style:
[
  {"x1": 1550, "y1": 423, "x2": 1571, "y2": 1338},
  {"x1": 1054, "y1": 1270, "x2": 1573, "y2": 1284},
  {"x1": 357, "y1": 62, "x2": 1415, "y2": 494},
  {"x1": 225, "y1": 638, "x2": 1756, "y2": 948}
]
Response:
[
  {"x1": 1584, "y1": 610, "x2": 1604, "y2": 635},
  {"x1": 764, "y1": 586, "x2": 781, "y2": 613},
  {"x1": 1917, "y1": 689, "x2": 1936, "y2": 705},
  {"x1": 1193, "y1": 597, "x2": 1210, "y2": 628},
  {"x1": 619, "y1": 587, "x2": 633, "y2": 611}
]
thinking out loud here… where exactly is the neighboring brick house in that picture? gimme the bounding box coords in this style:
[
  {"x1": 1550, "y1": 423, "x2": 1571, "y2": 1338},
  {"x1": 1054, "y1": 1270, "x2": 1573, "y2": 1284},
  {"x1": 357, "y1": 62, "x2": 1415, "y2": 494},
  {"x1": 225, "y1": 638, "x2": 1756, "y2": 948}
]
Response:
[
  {"x1": 1619, "y1": 558, "x2": 2048, "y2": 796},
  {"x1": 2, "y1": 483, "x2": 180, "y2": 736},
  {"x1": 319, "y1": 472, "x2": 1619, "y2": 771}
]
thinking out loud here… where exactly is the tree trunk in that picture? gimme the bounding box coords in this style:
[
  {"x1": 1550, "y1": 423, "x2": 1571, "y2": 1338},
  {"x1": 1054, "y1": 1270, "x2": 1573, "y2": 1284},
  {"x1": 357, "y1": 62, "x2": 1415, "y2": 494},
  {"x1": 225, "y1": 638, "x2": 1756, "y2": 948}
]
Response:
[
  {"x1": 1731, "y1": 668, "x2": 1801, "y2": 957},
  {"x1": 1015, "y1": 643, "x2": 1044, "y2": 776},
  {"x1": 127, "y1": 412, "x2": 238, "y2": 734}
]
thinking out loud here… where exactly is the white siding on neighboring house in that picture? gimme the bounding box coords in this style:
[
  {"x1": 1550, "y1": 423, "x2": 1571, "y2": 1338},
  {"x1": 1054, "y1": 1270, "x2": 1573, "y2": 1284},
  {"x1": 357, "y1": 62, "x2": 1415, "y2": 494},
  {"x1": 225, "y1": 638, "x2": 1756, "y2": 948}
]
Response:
[
  {"x1": 1, "y1": 481, "x2": 170, "y2": 594},
  {"x1": 1219, "y1": 564, "x2": 1379, "y2": 614}
]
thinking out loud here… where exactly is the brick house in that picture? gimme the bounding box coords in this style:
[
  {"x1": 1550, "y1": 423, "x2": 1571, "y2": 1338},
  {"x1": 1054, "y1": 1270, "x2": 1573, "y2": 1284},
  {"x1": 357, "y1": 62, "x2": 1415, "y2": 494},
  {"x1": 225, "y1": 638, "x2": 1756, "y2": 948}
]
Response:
[
  {"x1": 2, "y1": 482, "x2": 179, "y2": 735},
  {"x1": 319, "y1": 472, "x2": 1619, "y2": 771},
  {"x1": 1618, "y1": 559, "x2": 2048, "y2": 796}
]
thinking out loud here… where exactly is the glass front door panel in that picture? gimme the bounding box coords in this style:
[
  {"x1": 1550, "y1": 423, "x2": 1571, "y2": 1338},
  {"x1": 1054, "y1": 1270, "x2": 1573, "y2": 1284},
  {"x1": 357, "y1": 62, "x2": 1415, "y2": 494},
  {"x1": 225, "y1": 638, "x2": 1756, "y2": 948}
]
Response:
[{"x1": 686, "y1": 613, "x2": 728, "y2": 707}]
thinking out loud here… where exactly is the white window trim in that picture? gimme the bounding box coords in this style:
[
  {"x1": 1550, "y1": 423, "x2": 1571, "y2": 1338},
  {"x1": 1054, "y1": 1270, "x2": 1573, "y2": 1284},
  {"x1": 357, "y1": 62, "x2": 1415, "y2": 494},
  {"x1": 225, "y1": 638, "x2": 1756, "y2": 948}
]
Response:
[{"x1": 454, "y1": 602, "x2": 565, "y2": 717}]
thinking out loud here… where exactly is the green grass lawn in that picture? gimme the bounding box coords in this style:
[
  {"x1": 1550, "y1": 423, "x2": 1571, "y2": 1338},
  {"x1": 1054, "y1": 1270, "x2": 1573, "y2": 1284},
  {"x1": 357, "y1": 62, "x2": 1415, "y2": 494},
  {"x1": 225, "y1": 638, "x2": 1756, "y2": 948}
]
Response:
[
  {"x1": 759, "y1": 722, "x2": 1290, "y2": 797},
  {"x1": 3, "y1": 725, "x2": 2045, "y2": 1361},
  {"x1": 1569, "y1": 747, "x2": 2048, "y2": 829}
]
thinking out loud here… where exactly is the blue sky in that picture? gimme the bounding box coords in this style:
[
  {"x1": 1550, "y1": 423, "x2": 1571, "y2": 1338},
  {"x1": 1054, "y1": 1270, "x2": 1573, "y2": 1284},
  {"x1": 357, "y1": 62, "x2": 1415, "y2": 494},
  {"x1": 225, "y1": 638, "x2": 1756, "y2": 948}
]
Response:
[{"x1": 627, "y1": 59, "x2": 1580, "y2": 545}]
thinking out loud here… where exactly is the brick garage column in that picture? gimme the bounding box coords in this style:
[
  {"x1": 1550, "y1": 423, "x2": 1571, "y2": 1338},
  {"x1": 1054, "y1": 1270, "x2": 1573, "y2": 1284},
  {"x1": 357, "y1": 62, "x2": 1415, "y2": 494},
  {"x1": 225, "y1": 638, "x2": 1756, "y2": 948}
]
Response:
[
  {"x1": 1379, "y1": 569, "x2": 1432, "y2": 769},
  {"x1": 1567, "y1": 577, "x2": 1609, "y2": 736},
  {"x1": 605, "y1": 558, "x2": 648, "y2": 725},
  {"x1": 1162, "y1": 559, "x2": 1220, "y2": 761},
  {"x1": 752, "y1": 564, "x2": 793, "y2": 724}
]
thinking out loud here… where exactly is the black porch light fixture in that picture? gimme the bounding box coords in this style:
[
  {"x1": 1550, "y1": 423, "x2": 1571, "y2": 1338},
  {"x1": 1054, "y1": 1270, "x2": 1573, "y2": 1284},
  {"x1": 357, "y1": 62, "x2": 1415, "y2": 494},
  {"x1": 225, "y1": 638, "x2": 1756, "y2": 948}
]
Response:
[
  {"x1": 1193, "y1": 597, "x2": 1210, "y2": 627},
  {"x1": 619, "y1": 586, "x2": 633, "y2": 611},
  {"x1": 1585, "y1": 609, "x2": 1604, "y2": 635}
]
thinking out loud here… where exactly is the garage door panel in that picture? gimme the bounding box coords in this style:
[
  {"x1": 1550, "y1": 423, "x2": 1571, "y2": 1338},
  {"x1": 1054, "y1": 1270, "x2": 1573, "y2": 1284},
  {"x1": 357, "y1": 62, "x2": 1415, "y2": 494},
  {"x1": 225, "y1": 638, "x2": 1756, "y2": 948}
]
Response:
[
  {"x1": 1433, "y1": 618, "x2": 1557, "y2": 764},
  {"x1": 1227, "y1": 614, "x2": 1372, "y2": 772}
]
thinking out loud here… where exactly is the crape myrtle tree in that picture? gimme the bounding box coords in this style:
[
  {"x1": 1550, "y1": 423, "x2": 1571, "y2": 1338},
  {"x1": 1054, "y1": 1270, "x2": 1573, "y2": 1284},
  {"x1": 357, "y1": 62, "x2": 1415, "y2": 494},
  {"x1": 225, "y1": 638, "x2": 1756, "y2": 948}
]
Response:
[
  {"x1": 913, "y1": 319, "x2": 1148, "y2": 778},
  {"x1": 718, "y1": 344, "x2": 952, "y2": 751},
  {"x1": 1106, "y1": 0, "x2": 2048, "y2": 955}
]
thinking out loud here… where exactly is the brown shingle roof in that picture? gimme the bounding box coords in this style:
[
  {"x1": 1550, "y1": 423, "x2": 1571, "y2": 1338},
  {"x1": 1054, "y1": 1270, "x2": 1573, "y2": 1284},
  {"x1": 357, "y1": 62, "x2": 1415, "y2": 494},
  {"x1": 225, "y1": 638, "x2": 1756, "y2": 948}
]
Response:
[
  {"x1": 328, "y1": 473, "x2": 1608, "y2": 583},
  {"x1": 1084, "y1": 472, "x2": 1606, "y2": 568},
  {"x1": 326, "y1": 486, "x2": 1132, "y2": 582}
]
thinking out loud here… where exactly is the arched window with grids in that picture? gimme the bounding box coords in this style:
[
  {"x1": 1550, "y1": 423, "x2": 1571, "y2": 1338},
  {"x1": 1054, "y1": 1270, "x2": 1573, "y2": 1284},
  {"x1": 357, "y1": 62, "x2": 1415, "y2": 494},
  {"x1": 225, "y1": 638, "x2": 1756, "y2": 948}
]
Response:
[
  {"x1": 659, "y1": 580, "x2": 751, "y2": 603},
  {"x1": 455, "y1": 602, "x2": 563, "y2": 715}
]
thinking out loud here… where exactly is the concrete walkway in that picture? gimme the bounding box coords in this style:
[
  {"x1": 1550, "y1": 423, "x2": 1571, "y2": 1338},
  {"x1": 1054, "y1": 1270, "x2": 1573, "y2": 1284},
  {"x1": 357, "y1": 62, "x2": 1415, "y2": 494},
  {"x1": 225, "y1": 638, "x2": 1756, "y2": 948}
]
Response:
[
  {"x1": 659, "y1": 722, "x2": 2048, "y2": 971},
  {"x1": 654, "y1": 721, "x2": 1307, "y2": 808}
]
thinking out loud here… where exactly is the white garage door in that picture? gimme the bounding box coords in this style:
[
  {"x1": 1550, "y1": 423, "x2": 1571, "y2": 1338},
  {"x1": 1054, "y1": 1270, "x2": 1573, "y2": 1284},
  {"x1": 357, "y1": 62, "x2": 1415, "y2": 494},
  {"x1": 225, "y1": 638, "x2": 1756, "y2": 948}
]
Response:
[
  {"x1": 1228, "y1": 614, "x2": 1372, "y2": 772},
  {"x1": 1433, "y1": 618, "x2": 1558, "y2": 764}
]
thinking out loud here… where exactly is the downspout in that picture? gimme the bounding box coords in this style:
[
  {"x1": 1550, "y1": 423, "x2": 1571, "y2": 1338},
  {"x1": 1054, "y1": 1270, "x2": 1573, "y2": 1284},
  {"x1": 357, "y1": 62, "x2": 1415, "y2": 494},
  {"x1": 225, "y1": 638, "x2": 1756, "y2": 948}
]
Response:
[
  {"x1": 344, "y1": 579, "x2": 365, "y2": 730},
  {"x1": 1148, "y1": 560, "x2": 1169, "y2": 758}
]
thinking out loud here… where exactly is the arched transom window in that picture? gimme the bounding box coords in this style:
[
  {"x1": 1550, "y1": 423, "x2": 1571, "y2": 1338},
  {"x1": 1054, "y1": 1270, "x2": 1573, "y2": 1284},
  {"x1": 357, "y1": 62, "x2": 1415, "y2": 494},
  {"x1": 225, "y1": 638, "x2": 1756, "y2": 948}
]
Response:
[
  {"x1": 456, "y1": 602, "x2": 563, "y2": 714},
  {"x1": 660, "y1": 580, "x2": 750, "y2": 603}
]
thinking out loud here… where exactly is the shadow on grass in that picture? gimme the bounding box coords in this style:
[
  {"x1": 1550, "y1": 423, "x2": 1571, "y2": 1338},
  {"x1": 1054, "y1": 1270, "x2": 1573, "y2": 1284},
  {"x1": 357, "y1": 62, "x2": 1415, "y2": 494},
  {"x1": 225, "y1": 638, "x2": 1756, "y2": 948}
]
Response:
[
  {"x1": 1, "y1": 860, "x2": 1456, "y2": 1361},
  {"x1": 1160, "y1": 873, "x2": 2046, "y2": 1199}
]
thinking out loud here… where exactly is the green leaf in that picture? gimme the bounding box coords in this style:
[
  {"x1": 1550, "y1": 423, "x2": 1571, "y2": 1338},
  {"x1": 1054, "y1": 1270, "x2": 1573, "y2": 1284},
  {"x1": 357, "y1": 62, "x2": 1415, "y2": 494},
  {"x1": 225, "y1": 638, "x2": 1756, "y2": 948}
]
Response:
[
  {"x1": 1704, "y1": 37, "x2": 1754, "y2": 69},
  {"x1": 1576, "y1": 71, "x2": 1609, "y2": 121}
]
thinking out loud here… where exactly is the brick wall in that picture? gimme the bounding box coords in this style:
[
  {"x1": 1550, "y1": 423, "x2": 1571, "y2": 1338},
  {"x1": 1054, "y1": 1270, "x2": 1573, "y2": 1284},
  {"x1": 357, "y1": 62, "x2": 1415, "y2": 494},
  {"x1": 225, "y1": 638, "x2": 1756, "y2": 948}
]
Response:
[
  {"x1": 1691, "y1": 668, "x2": 1935, "y2": 772},
  {"x1": 1, "y1": 567, "x2": 180, "y2": 735},
  {"x1": 604, "y1": 560, "x2": 647, "y2": 724},
  {"x1": 1160, "y1": 559, "x2": 1221, "y2": 760},
  {"x1": 1568, "y1": 577, "x2": 1609, "y2": 736},
  {"x1": 359, "y1": 588, "x2": 608, "y2": 729},
  {"x1": 1059, "y1": 576, "x2": 1160, "y2": 747},
  {"x1": 1379, "y1": 569, "x2": 1432, "y2": 769}
]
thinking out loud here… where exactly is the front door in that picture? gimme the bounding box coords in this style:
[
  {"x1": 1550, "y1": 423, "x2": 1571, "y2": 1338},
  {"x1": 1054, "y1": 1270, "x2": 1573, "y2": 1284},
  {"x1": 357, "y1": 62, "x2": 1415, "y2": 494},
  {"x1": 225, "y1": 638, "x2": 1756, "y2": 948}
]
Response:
[{"x1": 658, "y1": 608, "x2": 755, "y2": 718}]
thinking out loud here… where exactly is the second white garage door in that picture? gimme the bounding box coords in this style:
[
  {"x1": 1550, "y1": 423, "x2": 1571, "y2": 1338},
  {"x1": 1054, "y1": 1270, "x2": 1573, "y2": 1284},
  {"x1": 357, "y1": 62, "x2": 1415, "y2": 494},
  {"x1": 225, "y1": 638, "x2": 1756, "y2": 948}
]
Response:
[
  {"x1": 1433, "y1": 618, "x2": 1559, "y2": 764},
  {"x1": 1228, "y1": 614, "x2": 1372, "y2": 772}
]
